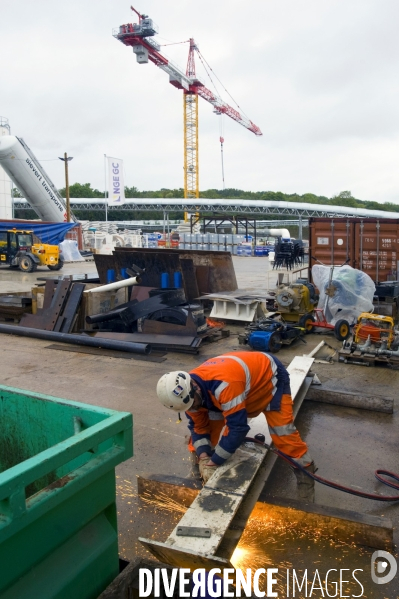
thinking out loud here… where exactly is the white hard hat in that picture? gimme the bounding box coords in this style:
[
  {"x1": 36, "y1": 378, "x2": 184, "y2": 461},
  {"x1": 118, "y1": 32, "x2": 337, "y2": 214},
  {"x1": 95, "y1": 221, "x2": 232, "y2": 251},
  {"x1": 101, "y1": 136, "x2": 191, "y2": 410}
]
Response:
[{"x1": 156, "y1": 371, "x2": 194, "y2": 411}]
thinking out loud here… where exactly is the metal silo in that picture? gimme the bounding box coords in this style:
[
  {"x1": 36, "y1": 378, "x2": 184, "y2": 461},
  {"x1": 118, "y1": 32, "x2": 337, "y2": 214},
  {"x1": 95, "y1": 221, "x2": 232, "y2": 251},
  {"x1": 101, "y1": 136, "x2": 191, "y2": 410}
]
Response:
[{"x1": 0, "y1": 117, "x2": 13, "y2": 219}]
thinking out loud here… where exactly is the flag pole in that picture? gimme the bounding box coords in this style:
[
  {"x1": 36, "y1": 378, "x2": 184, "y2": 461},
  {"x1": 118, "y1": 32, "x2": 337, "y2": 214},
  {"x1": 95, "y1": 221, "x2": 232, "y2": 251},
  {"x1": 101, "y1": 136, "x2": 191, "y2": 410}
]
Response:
[{"x1": 104, "y1": 154, "x2": 108, "y2": 222}]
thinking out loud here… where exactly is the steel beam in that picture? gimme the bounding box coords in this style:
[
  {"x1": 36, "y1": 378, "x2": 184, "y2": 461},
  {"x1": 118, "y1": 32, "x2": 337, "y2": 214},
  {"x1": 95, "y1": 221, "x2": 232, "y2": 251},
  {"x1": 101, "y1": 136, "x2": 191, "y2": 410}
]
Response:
[
  {"x1": 138, "y1": 476, "x2": 393, "y2": 551},
  {"x1": 13, "y1": 199, "x2": 399, "y2": 219}
]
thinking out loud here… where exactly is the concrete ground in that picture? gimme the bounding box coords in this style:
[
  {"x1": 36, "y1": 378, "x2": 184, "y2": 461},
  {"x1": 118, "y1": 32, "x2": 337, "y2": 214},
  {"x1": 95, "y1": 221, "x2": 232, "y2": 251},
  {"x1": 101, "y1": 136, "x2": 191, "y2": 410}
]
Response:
[{"x1": 0, "y1": 257, "x2": 398, "y2": 597}]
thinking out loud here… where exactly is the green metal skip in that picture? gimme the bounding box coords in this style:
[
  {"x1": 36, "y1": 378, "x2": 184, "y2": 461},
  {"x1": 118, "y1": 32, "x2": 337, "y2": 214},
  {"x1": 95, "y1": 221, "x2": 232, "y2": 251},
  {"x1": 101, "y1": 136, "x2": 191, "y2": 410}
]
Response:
[{"x1": 0, "y1": 385, "x2": 133, "y2": 599}]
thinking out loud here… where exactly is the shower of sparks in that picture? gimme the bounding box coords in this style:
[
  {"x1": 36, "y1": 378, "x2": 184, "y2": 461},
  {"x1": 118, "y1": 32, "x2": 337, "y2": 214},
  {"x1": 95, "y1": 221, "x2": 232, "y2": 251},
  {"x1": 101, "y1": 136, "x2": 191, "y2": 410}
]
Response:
[
  {"x1": 232, "y1": 518, "x2": 293, "y2": 598},
  {"x1": 230, "y1": 512, "x2": 374, "y2": 599},
  {"x1": 116, "y1": 477, "x2": 137, "y2": 501},
  {"x1": 115, "y1": 476, "x2": 380, "y2": 598},
  {"x1": 140, "y1": 490, "x2": 188, "y2": 515}
]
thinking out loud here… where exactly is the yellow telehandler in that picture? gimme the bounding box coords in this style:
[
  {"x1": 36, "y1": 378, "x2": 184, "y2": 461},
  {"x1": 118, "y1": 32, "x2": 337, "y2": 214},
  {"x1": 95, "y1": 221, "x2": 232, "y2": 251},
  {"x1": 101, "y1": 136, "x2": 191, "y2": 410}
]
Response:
[{"x1": 0, "y1": 229, "x2": 63, "y2": 273}]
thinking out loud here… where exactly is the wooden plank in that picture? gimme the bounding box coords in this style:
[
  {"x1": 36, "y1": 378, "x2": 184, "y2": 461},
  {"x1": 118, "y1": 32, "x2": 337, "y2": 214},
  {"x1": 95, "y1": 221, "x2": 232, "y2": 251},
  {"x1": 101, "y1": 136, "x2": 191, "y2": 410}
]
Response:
[
  {"x1": 140, "y1": 356, "x2": 314, "y2": 566},
  {"x1": 305, "y1": 385, "x2": 394, "y2": 414}
]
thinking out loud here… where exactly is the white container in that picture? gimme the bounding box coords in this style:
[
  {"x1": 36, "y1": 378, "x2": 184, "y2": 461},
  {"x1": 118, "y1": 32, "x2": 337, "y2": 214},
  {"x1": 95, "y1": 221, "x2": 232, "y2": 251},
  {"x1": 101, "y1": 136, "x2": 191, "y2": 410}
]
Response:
[{"x1": 234, "y1": 235, "x2": 245, "y2": 244}]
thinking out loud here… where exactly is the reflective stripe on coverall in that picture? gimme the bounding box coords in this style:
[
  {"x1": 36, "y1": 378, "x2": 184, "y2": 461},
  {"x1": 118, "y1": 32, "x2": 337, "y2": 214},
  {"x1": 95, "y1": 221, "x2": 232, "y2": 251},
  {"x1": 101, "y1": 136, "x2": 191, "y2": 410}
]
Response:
[{"x1": 186, "y1": 352, "x2": 311, "y2": 467}]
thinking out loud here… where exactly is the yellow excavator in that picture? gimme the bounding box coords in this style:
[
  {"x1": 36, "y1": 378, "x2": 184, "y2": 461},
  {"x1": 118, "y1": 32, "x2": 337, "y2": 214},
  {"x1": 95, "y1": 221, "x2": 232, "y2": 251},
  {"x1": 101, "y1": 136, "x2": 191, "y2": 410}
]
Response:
[{"x1": 0, "y1": 229, "x2": 63, "y2": 273}]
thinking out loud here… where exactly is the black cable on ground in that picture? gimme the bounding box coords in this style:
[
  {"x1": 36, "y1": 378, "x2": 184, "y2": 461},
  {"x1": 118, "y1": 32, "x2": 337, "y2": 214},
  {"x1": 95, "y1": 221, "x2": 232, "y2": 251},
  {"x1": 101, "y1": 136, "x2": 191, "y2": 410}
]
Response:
[{"x1": 245, "y1": 437, "x2": 399, "y2": 502}]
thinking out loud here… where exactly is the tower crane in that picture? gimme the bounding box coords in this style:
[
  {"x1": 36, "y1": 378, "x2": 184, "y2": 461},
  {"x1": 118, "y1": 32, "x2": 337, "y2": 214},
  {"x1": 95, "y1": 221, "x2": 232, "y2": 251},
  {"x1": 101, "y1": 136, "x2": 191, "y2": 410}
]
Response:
[{"x1": 113, "y1": 6, "x2": 262, "y2": 200}]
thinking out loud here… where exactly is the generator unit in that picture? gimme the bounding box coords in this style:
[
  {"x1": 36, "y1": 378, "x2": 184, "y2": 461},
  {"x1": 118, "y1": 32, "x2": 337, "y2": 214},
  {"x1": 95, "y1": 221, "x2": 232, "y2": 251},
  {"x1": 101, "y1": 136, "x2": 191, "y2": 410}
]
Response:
[{"x1": 275, "y1": 283, "x2": 317, "y2": 329}]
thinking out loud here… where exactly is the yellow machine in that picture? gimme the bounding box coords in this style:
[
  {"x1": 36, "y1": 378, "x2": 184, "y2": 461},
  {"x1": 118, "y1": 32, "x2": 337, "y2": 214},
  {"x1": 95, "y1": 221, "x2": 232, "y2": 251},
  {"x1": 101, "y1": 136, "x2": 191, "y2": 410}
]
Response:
[
  {"x1": 339, "y1": 312, "x2": 399, "y2": 365},
  {"x1": 274, "y1": 283, "x2": 317, "y2": 329},
  {"x1": 0, "y1": 230, "x2": 63, "y2": 273},
  {"x1": 31, "y1": 243, "x2": 61, "y2": 268},
  {"x1": 353, "y1": 313, "x2": 395, "y2": 347}
]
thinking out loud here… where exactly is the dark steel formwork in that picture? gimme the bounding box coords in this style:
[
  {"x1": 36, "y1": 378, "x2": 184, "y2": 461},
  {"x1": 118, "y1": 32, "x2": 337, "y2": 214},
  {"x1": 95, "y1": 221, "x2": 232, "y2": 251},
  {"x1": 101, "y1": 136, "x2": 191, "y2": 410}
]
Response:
[
  {"x1": 93, "y1": 248, "x2": 238, "y2": 302},
  {"x1": 309, "y1": 218, "x2": 399, "y2": 282}
]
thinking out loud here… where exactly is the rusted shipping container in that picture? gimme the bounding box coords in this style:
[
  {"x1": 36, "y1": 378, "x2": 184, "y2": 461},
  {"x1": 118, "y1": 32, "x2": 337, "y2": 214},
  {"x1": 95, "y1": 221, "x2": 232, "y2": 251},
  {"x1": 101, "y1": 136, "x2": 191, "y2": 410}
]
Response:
[
  {"x1": 65, "y1": 222, "x2": 83, "y2": 249},
  {"x1": 309, "y1": 218, "x2": 399, "y2": 283}
]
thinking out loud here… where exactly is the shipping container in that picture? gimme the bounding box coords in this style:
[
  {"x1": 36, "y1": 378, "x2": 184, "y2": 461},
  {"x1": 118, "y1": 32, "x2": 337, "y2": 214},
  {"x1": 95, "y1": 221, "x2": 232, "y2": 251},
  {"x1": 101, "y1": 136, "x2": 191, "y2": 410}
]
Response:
[
  {"x1": 309, "y1": 218, "x2": 399, "y2": 283},
  {"x1": 65, "y1": 223, "x2": 83, "y2": 250}
]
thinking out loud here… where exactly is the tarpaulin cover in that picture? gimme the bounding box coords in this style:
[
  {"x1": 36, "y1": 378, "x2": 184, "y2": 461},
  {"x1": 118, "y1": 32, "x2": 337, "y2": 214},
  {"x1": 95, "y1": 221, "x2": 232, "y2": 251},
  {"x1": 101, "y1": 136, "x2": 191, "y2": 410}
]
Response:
[
  {"x1": 312, "y1": 264, "x2": 375, "y2": 325},
  {"x1": 0, "y1": 221, "x2": 76, "y2": 245},
  {"x1": 59, "y1": 240, "x2": 85, "y2": 262}
]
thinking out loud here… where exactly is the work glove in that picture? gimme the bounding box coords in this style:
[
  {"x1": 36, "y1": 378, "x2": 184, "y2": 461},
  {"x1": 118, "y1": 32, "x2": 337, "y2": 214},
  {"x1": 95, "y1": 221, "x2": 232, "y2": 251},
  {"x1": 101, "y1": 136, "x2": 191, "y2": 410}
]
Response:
[
  {"x1": 186, "y1": 451, "x2": 201, "y2": 480},
  {"x1": 292, "y1": 461, "x2": 317, "y2": 502},
  {"x1": 198, "y1": 456, "x2": 218, "y2": 484}
]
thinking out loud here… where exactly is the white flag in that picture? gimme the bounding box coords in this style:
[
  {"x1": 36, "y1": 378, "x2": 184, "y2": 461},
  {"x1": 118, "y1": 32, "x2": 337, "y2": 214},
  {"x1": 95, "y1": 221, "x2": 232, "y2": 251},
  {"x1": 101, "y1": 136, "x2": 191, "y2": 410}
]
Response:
[{"x1": 107, "y1": 156, "x2": 125, "y2": 206}]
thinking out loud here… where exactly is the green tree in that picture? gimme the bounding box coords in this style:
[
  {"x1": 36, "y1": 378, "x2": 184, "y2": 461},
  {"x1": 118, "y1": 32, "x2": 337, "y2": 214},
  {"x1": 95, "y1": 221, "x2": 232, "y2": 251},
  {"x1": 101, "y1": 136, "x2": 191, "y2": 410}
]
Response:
[
  {"x1": 59, "y1": 182, "x2": 104, "y2": 198},
  {"x1": 125, "y1": 186, "x2": 140, "y2": 198},
  {"x1": 329, "y1": 191, "x2": 359, "y2": 208}
]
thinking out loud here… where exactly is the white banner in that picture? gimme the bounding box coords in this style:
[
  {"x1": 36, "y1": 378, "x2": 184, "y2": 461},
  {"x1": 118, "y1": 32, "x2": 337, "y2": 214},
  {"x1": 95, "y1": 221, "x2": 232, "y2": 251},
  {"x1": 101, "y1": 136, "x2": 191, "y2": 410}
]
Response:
[{"x1": 107, "y1": 156, "x2": 125, "y2": 206}]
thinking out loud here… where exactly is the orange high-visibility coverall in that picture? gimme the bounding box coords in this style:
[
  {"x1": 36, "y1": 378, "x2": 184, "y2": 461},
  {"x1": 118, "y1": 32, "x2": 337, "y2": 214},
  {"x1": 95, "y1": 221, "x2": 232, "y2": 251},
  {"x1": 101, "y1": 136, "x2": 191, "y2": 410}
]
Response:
[{"x1": 186, "y1": 352, "x2": 312, "y2": 467}]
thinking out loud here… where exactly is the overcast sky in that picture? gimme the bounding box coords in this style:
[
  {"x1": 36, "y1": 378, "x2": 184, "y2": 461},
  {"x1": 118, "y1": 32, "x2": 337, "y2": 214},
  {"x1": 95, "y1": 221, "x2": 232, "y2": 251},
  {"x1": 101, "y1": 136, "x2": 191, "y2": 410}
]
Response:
[{"x1": 2, "y1": 1, "x2": 399, "y2": 203}]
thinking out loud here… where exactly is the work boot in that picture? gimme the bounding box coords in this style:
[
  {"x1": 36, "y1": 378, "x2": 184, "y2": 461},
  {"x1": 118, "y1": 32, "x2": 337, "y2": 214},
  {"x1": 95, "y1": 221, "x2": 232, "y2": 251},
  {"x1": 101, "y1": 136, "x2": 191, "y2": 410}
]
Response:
[{"x1": 293, "y1": 461, "x2": 316, "y2": 502}]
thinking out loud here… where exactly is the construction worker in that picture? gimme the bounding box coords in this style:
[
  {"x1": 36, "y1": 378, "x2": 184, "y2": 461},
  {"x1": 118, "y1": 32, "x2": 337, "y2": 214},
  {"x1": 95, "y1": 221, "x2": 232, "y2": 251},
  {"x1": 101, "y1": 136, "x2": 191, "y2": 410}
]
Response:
[{"x1": 156, "y1": 351, "x2": 315, "y2": 500}]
